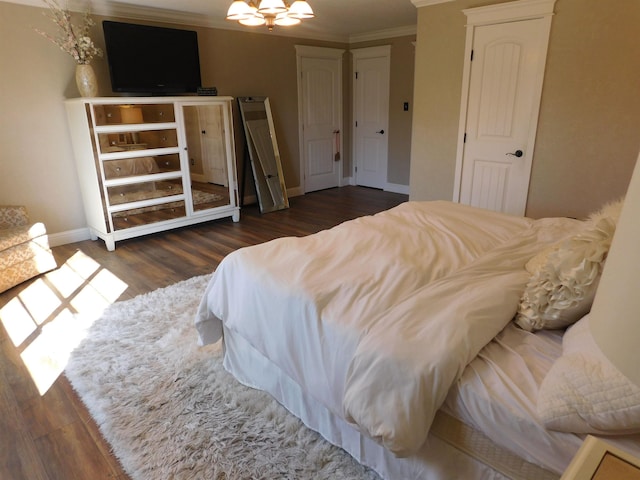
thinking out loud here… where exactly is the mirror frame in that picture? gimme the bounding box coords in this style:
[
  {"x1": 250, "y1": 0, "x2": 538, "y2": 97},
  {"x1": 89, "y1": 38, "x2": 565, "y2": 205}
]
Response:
[{"x1": 237, "y1": 96, "x2": 289, "y2": 213}]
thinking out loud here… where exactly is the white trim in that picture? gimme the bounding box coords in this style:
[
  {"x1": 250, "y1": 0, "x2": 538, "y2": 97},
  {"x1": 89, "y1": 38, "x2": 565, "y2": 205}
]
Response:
[
  {"x1": 351, "y1": 45, "x2": 393, "y2": 60},
  {"x1": 12, "y1": 0, "x2": 416, "y2": 44},
  {"x1": 411, "y1": 0, "x2": 454, "y2": 6},
  {"x1": 294, "y1": 45, "x2": 345, "y2": 59},
  {"x1": 47, "y1": 228, "x2": 91, "y2": 247},
  {"x1": 463, "y1": 0, "x2": 556, "y2": 26},
  {"x1": 287, "y1": 186, "x2": 304, "y2": 198},
  {"x1": 295, "y1": 45, "x2": 345, "y2": 194},
  {"x1": 385, "y1": 183, "x2": 410, "y2": 195},
  {"x1": 349, "y1": 25, "x2": 417, "y2": 44}
]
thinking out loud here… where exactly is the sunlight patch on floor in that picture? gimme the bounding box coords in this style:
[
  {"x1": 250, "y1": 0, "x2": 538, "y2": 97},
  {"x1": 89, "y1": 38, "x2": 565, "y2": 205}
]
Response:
[{"x1": 0, "y1": 250, "x2": 128, "y2": 395}]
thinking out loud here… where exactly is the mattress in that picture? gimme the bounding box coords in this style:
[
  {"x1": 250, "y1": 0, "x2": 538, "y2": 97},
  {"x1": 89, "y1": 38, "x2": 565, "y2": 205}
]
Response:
[
  {"x1": 221, "y1": 321, "x2": 640, "y2": 479},
  {"x1": 443, "y1": 322, "x2": 640, "y2": 475},
  {"x1": 222, "y1": 323, "x2": 568, "y2": 480}
]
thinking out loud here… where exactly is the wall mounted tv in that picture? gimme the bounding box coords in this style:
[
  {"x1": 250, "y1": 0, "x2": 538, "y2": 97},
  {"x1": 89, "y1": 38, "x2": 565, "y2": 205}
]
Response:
[{"x1": 103, "y1": 21, "x2": 202, "y2": 95}]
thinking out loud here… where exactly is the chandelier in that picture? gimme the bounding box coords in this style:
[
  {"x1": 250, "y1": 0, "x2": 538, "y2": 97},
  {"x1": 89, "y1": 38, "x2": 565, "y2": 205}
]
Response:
[{"x1": 226, "y1": 0, "x2": 314, "y2": 31}]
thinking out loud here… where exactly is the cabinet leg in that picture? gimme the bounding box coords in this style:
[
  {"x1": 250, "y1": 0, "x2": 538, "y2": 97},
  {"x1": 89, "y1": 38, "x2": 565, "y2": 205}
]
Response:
[
  {"x1": 105, "y1": 239, "x2": 116, "y2": 251},
  {"x1": 232, "y1": 211, "x2": 240, "y2": 222}
]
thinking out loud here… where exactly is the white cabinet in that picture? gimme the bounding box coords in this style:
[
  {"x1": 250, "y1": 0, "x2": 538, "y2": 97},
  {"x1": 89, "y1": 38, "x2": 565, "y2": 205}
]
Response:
[{"x1": 65, "y1": 97, "x2": 240, "y2": 251}]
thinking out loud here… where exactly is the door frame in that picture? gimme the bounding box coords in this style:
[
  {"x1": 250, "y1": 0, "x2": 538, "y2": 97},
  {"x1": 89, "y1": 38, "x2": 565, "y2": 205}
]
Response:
[
  {"x1": 351, "y1": 45, "x2": 391, "y2": 189},
  {"x1": 295, "y1": 45, "x2": 345, "y2": 195},
  {"x1": 452, "y1": 0, "x2": 556, "y2": 210}
]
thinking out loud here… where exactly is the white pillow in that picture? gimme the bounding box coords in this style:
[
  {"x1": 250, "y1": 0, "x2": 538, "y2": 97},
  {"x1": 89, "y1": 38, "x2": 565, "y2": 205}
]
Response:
[
  {"x1": 514, "y1": 199, "x2": 624, "y2": 332},
  {"x1": 536, "y1": 315, "x2": 640, "y2": 434}
]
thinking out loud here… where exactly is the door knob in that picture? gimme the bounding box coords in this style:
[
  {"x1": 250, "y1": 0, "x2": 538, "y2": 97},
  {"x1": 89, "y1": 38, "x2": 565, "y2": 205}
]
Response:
[
  {"x1": 506, "y1": 150, "x2": 523, "y2": 157},
  {"x1": 376, "y1": 129, "x2": 385, "y2": 134}
]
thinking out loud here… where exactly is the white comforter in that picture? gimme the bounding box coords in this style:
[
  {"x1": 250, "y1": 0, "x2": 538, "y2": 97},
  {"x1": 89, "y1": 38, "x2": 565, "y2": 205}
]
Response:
[{"x1": 195, "y1": 201, "x2": 581, "y2": 456}]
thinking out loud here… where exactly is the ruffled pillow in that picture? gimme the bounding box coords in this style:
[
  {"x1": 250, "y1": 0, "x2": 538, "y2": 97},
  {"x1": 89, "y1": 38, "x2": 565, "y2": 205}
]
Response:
[
  {"x1": 537, "y1": 316, "x2": 640, "y2": 434},
  {"x1": 515, "y1": 199, "x2": 623, "y2": 331}
]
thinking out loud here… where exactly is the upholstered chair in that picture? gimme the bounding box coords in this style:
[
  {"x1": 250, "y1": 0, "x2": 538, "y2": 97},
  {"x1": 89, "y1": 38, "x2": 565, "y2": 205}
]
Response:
[{"x1": 0, "y1": 205, "x2": 57, "y2": 293}]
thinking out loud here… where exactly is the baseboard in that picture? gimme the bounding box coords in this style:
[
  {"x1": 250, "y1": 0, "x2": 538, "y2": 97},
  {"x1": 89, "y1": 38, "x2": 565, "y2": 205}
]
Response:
[
  {"x1": 48, "y1": 228, "x2": 91, "y2": 247},
  {"x1": 287, "y1": 186, "x2": 304, "y2": 198},
  {"x1": 385, "y1": 183, "x2": 410, "y2": 195}
]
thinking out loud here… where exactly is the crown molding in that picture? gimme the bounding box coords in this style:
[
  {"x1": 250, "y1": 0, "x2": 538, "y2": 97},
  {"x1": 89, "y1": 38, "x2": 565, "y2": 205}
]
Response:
[
  {"x1": 9, "y1": 0, "x2": 415, "y2": 44},
  {"x1": 410, "y1": 0, "x2": 455, "y2": 7},
  {"x1": 349, "y1": 24, "x2": 417, "y2": 44}
]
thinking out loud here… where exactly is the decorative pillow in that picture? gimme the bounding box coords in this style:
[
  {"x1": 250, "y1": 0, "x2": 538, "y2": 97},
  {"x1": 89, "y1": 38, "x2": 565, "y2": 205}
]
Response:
[
  {"x1": 514, "y1": 199, "x2": 624, "y2": 331},
  {"x1": 537, "y1": 316, "x2": 640, "y2": 434}
]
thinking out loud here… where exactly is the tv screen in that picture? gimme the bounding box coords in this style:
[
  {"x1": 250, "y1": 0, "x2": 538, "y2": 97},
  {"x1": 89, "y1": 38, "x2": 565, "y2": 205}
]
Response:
[{"x1": 103, "y1": 21, "x2": 202, "y2": 95}]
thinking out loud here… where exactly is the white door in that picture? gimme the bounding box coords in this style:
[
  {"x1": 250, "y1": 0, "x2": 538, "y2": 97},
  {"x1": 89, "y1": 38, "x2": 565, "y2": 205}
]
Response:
[
  {"x1": 296, "y1": 46, "x2": 344, "y2": 193},
  {"x1": 198, "y1": 105, "x2": 227, "y2": 186},
  {"x1": 456, "y1": 1, "x2": 554, "y2": 216},
  {"x1": 353, "y1": 46, "x2": 390, "y2": 189}
]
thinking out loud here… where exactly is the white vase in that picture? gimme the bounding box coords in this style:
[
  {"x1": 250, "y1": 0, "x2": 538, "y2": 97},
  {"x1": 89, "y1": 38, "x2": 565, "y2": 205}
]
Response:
[{"x1": 75, "y1": 64, "x2": 98, "y2": 98}]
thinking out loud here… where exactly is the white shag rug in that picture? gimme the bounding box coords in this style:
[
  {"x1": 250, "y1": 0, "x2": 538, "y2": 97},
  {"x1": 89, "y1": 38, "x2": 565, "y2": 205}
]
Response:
[{"x1": 65, "y1": 275, "x2": 379, "y2": 480}]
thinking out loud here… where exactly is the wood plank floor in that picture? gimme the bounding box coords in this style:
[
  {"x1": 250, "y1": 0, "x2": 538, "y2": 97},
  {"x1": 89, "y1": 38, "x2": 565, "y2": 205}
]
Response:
[{"x1": 0, "y1": 186, "x2": 407, "y2": 480}]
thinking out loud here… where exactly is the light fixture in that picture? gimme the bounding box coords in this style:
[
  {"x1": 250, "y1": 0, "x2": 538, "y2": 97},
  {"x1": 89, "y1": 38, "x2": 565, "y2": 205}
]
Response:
[{"x1": 226, "y1": 0, "x2": 314, "y2": 32}]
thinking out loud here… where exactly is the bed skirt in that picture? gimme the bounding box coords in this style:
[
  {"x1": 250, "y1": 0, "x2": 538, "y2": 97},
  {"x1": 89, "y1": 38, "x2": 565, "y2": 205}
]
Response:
[{"x1": 221, "y1": 325, "x2": 558, "y2": 480}]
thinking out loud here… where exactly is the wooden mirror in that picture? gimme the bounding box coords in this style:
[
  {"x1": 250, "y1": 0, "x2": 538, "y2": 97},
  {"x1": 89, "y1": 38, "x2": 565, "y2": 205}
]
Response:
[{"x1": 237, "y1": 96, "x2": 289, "y2": 213}]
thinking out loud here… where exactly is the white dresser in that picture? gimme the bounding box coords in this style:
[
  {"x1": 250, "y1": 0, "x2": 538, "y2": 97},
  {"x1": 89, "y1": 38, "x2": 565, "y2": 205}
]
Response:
[{"x1": 65, "y1": 96, "x2": 240, "y2": 250}]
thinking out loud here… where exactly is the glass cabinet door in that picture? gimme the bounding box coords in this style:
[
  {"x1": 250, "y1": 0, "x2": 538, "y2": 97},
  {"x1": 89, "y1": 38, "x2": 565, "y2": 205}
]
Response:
[{"x1": 182, "y1": 104, "x2": 232, "y2": 212}]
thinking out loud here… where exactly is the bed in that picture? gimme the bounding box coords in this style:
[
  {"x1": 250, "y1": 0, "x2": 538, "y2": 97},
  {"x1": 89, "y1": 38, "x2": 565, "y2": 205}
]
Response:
[{"x1": 194, "y1": 199, "x2": 640, "y2": 479}]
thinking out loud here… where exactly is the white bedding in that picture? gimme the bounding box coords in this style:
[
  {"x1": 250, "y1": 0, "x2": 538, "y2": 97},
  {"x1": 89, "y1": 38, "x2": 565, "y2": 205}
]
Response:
[
  {"x1": 195, "y1": 201, "x2": 582, "y2": 457},
  {"x1": 444, "y1": 322, "x2": 640, "y2": 474}
]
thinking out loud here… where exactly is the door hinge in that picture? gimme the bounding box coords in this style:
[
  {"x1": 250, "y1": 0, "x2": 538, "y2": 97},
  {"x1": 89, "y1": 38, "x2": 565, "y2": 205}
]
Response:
[
  {"x1": 470, "y1": 50, "x2": 474, "y2": 62},
  {"x1": 464, "y1": 133, "x2": 467, "y2": 143},
  {"x1": 355, "y1": 71, "x2": 359, "y2": 80}
]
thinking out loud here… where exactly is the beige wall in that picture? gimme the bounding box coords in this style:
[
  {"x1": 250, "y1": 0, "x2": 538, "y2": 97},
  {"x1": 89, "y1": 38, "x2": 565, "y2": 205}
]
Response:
[
  {"x1": 410, "y1": 0, "x2": 640, "y2": 219},
  {"x1": 0, "y1": 1, "x2": 415, "y2": 240}
]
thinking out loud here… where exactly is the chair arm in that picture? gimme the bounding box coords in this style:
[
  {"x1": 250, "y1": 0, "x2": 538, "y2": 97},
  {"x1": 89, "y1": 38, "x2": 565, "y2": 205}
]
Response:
[{"x1": 0, "y1": 205, "x2": 30, "y2": 229}]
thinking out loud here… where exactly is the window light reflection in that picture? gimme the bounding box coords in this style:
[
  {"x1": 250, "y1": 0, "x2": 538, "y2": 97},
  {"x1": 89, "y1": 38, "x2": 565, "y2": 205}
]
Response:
[{"x1": 0, "y1": 250, "x2": 128, "y2": 395}]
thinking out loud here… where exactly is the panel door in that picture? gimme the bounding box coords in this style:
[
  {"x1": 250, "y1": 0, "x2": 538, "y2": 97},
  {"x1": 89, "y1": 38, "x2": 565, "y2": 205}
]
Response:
[
  {"x1": 353, "y1": 51, "x2": 390, "y2": 189},
  {"x1": 459, "y1": 18, "x2": 550, "y2": 215},
  {"x1": 300, "y1": 56, "x2": 342, "y2": 192}
]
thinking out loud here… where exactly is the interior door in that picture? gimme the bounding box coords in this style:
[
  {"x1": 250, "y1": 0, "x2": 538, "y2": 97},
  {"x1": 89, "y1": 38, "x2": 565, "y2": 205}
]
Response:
[
  {"x1": 298, "y1": 51, "x2": 343, "y2": 193},
  {"x1": 353, "y1": 46, "x2": 390, "y2": 189},
  {"x1": 458, "y1": 17, "x2": 551, "y2": 215},
  {"x1": 198, "y1": 105, "x2": 227, "y2": 186}
]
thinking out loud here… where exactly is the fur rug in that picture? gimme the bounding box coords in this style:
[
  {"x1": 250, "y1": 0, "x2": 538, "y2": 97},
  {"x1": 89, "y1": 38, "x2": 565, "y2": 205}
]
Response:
[{"x1": 65, "y1": 275, "x2": 378, "y2": 480}]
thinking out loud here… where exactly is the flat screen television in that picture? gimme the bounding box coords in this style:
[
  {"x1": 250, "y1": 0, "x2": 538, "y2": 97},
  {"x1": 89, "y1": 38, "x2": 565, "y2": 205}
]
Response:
[{"x1": 102, "y1": 21, "x2": 202, "y2": 95}]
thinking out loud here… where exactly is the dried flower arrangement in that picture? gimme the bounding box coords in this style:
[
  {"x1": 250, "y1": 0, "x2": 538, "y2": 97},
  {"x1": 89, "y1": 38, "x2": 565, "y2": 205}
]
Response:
[{"x1": 35, "y1": 0, "x2": 103, "y2": 65}]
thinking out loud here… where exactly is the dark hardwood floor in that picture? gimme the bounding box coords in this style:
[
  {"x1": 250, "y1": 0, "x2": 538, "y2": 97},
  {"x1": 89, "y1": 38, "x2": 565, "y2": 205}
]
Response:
[{"x1": 0, "y1": 186, "x2": 407, "y2": 480}]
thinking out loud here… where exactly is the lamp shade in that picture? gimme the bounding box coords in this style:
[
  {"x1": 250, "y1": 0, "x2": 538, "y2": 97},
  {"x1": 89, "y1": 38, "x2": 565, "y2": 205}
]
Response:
[
  {"x1": 239, "y1": 14, "x2": 266, "y2": 26},
  {"x1": 589, "y1": 150, "x2": 640, "y2": 387},
  {"x1": 258, "y1": 0, "x2": 287, "y2": 14},
  {"x1": 275, "y1": 12, "x2": 301, "y2": 26},
  {"x1": 288, "y1": 1, "x2": 314, "y2": 19},
  {"x1": 227, "y1": 0, "x2": 254, "y2": 20}
]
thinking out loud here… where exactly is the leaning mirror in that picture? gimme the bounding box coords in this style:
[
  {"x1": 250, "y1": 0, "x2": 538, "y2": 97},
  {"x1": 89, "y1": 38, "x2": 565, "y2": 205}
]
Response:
[{"x1": 237, "y1": 96, "x2": 289, "y2": 213}]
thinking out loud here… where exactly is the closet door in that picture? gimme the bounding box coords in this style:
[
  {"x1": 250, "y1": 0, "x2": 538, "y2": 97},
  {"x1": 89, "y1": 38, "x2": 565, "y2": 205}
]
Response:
[
  {"x1": 454, "y1": 0, "x2": 555, "y2": 216},
  {"x1": 296, "y1": 46, "x2": 344, "y2": 193}
]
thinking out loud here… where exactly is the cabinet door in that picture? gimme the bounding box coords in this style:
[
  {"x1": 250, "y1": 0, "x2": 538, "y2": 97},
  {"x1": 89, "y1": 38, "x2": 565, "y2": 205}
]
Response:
[{"x1": 180, "y1": 103, "x2": 234, "y2": 213}]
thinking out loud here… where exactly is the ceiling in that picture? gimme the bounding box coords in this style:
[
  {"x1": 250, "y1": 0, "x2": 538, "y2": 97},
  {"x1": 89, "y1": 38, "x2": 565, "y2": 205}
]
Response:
[{"x1": 13, "y1": 0, "x2": 424, "y2": 43}]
